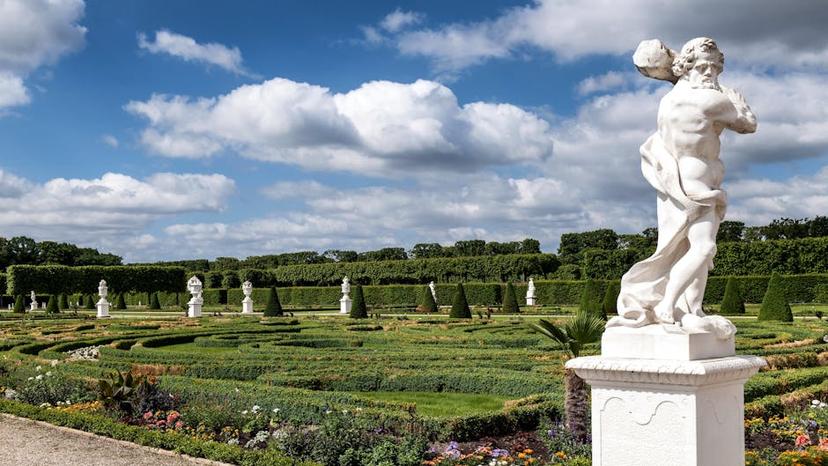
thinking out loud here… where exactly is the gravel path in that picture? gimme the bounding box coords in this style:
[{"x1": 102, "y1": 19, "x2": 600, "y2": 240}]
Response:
[{"x1": 0, "y1": 414, "x2": 230, "y2": 466}]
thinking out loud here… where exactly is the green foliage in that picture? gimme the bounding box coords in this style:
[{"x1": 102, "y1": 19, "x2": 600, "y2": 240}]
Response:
[
  {"x1": 713, "y1": 237, "x2": 828, "y2": 276},
  {"x1": 58, "y1": 293, "x2": 69, "y2": 310},
  {"x1": 0, "y1": 273, "x2": 5, "y2": 295},
  {"x1": 6, "y1": 265, "x2": 186, "y2": 295},
  {"x1": 558, "y1": 229, "x2": 619, "y2": 263},
  {"x1": 582, "y1": 247, "x2": 650, "y2": 279},
  {"x1": 84, "y1": 294, "x2": 95, "y2": 309},
  {"x1": 420, "y1": 286, "x2": 437, "y2": 313},
  {"x1": 502, "y1": 282, "x2": 520, "y2": 313},
  {"x1": 221, "y1": 271, "x2": 241, "y2": 289},
  {"x1": 97, "y1": 370, "x2": 144, "y2": 414},
  {"x1": 579, "y1": 279, "x2": 605, "y2": 319},
  {"x1": 551, "y1": 264, "x2": 581, "y2": 280},
  {"x1": 759, "y1": 273, "x2": 794, "y2": 321},
  {"x1": 531, "y1": 312, "x2": 604, "y2": 358},
  {"x1": 450, "y1": 283, "x2": 471, "y2": 318},
  {"x1": 205, "y1": 271, "x2": 223, "y2": 288},
  {"x1": 13, "y1": 295, "x2": 24, "y2": 313},
  {"x1": 115, "y1": 293, "x2": 127, "y2": 310},
  {"x1": 149, "y1": 292, "x2": 161, "y2": 310},
  {"x1": 264, "y1": 287, "x2": 283, "y2": 317},
  {"x1": 45, "y1": 295, "x2": 59, "y2": 314},
  {"x1": 719, "y1": 277, "x2": 745, "y2": 315},
  {"x1": 350, "y1": 285, "x2": 368, "y2": 319},
  {"x1": 602, "y1": 281, "x2": 620, "y2": 317}
]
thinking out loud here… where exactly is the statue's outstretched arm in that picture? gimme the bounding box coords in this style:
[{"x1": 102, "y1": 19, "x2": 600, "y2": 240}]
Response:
[{"x1": 721, "y1": 85, "x2": 757, "y2": 134}]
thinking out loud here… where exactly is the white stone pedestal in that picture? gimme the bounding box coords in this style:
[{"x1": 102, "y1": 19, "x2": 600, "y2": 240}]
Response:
[
  {"x1": 188, "y1": 302, "x2": 202, "y2": 318},
  {"x1": 242, "y1": 297, "x2": 254, "y2": 314},
  {"x1": 526, "y1": 296, "x2": 536, "y2": 306},
  {"x1": 96, "y1": 300, "x2": 110, "y2": 318},
  {"x1": 566, "y1": 327, "x2": 765, "y2": 466},
  {"x1": 30, "y1": 302, "x2": 37, "y2": 311},
  {"x1": 340, "y1": 297, "x2": 352, "y2": 314}
]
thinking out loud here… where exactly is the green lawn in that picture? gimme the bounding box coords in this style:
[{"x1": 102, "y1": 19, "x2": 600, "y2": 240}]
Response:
[{"x1": 354, "y1": 391, "x2": 509, "y2": 417}]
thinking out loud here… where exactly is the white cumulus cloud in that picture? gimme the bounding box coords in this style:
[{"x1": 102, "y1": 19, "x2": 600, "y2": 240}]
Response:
[{"x1": 138, "y1": 29, "x2": 255, "y2": 77}]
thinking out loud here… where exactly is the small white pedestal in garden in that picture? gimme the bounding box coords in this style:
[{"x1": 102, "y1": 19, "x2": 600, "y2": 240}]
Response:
[
  {"x1": 241, "y1": 281, "x2": 254, "y2": 314},
  {"x1": 566, "y1": 326, "x2": 765, "y2": 466},
  {"x1": 525, "y1": 277, "x2": 536, "y2": 306},
  {"x1": 187, "y1": 275, "x2": 203, "y2": 318},
  {"x1": 96, "y1": 280, "x2": 110, "y2": 318},
  {"x1": 339, "y1": 276, "x2": 352, "y2": 314}
]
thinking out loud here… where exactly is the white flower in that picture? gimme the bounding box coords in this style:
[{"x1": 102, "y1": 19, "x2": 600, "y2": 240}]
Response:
[
  {"x1": 35, "y1": 375, "x2": 43, "y2": 381},
  {"x1": 39, "y1": 402, "x2": 50, "y2": 408},
  {"x1": 272, "y1": 408, "x2": 280, "y2": 414},
  {"x1": 27, "y1": 377, "x2": 33, "y2": 381},
  {"x1": 35, "y1": 366, "x2": 42, "y2": 372},
  {"x1": 324, "y1": 409, "x2": 332, "y2": 415},
  {"x1": 50, "y1": 360, "x2": 59, "y2": 367},
  {"x1": 45, "y1": 371, "x2": 52, "y2": 377},
  {"x1": 241, "y1": 410, "x2": 248, "y2": 415},
  {"x1": 251, "y1": 405, "x2": 261, "y2": 414},
  {"x1": 342, "y1": 409, "x2": 348, "y2": 414},
  {"x1": 813, "y1": 400, "x2": 820, "y2": 406}
]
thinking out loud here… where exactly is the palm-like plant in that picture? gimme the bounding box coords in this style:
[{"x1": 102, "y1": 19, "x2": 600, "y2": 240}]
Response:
[{"x1": 531, "y1": 311, "x2": 604, "y2": 442}]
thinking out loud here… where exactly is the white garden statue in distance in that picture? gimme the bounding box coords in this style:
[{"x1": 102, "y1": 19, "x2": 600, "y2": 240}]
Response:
[
  {"x1": 428, "y1": 281, "x2": 437, "y2": 303},
  {"x1": 566, "y1": 38, "x2": 766, "y2": 466},
  {"x1": 525, "y1": 277, "x2": 536, "y2": 306},
  {"x1": 241, "y1": 280, "x2": 254, "y2": 314},
  {"x1": 187, "y1": 275, "x2": 203, "y2": 318},
  {"x1": 29, "y1": 290, "x2": 37, "y2": 311},
  {"x1": 339, "y1": 276, "x2": 352, "y2": 314},
  {"x1": 96, "y1": 280, "x2": 110, "y2": 318}
]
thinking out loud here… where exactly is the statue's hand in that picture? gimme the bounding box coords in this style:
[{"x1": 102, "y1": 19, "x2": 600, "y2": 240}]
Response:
[{"x1": 720, "y1": 85, "x2": 757, "y2": 134}]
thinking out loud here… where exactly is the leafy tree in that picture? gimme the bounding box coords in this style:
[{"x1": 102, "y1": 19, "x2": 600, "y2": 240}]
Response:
[
  {"x1": 205, "y1": 272, "x2": 223, "y2": 288},
  {"x1": 46, "y1": 295, "x2": 59, "y2": 314},
  {"x1": 211, "y1": 256, "x2": 241, "y2": 271},
  {"x1": 502, "y1": 282, "x2": 520, "y2": 313},
  {"x1": 719, "y1": 277, "x2": 745, "y2": 315},
  {"x1": 85, "y1": 294, "x2": 96, "y2": 309},
  {"x1": 453, "y1": 240, "x2": 486, "y2": 257},
  {"x1": 115, "y1": 293, "x2": 127, "y2": 310},
  {"x1": 263, "y1": 287, "x2": 283, "y2": 317},
  {"x1": 7, "y1": 236, "x2": 39, "y2": 265},
  {"x1": 602, "y1": 281, "x2": 620, "y2": 318},
  {"x1": 531, "y1": 312, "x2": 604, "y2": 442},
  {"x1": 450, "y1": 283, "x2": 471, "y2": 318},
  {"x1": 519, "y1": 238, "x2": 542, "y2": 254},
  {"x1": 411, "y1": 243, "x2": 446, "y2": 259},
  {"x1": 579, "y1": 278, "x2": 605, "y2": 319},
  {"x1": 357, "y1": 248, "x2": 408, "y2": 262},
  {"x1": 221, "y1": 271, "x2": 241, "y2": 289},
  {"x1": 38, "y1": 241, "x2": 80, "y2": 265},
  {"x1": 808, "y1": 216, "x2": 828, "y2": 238},
  {"x1": 761, "y1": 218, "x2": 809, "y2": 240},
  {"x1": 485, "y1": 241, "x2": 519, "y2": 256},
  {"x1": 58, "y1": 293, "x2": 69, "y2": 310},
  {"x1": 558, "y1": 229, "x2": 619, "y2": 262},
  {"x1": 717, "y1": 221, "x2": 745, "y2": 243},
  {"x1": 322, "y1": 249, "x2": 359, "y2": 262},
  {"x1": 149, "y1": 292, "x2": 161, "y2": 310},
  {"x1": 420, "y1": 285, "x2": 438, "y2": 313},
  {"x1": 350, "y1": 285, "x2": 368, "y2": 319},
  {"x1": 758, "y1": 272, "x2": 793, "y2": 321},
  {"x1": 553, "y1": 264, "x2": 581, "y2": 280},
  {"x1": 13, "y1": 295, "x2": 24, "y2": 314}
]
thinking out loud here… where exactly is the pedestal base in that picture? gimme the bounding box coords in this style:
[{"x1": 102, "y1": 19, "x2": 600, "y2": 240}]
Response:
[
  {"x1": 188, "y1": 303, "x2": 202, "y2": 318},
  {"x1": 340, "y1": 297, "x2": 352, "y2": 314},
  {"x1": 96, "y1": 302, "x2": 110, "y2": 318},
  {"x1": 567, "y1": 355, "x2": 765, "y2": 466},
  {"x1": 242, "y1": 298, "x2": 254, "y2": 314},
  {"x1": 526, "y1": 297, "x2": 536, "y2": 306},
  {"x1": 602, "y1": 324, "x2": 735, "y2": 360},
  {"x1": 30, "y1": 304, "x2": 37, "y2": 312}
]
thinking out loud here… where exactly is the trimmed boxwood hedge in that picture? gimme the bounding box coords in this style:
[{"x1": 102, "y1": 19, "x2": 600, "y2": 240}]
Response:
[{"x1": 6, "y1": 265, "x2": 186, "y2": 295}]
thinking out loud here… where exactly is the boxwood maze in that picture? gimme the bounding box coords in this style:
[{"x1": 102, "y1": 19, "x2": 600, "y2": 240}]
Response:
[{"x1": 1, "y1": 317, "x2": 826, "y2": 449}]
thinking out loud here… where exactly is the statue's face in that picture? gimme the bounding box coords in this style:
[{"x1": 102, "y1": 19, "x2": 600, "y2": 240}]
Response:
[{"x1": 686, "y1": 51, "x2": 722, "y2": 89}]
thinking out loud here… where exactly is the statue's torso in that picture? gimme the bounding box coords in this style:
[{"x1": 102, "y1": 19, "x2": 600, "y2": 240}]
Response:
[{"x1": 657, "y1": 83, "x2": 736, "y2": 194}]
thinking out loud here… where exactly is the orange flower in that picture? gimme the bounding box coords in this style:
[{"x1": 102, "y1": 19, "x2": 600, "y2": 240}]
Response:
[
  {"x1": 524, "y1": 449, "x2": 534, "y2": 455},
  {"x1": 518, "y1": 453, "x2": 526, "y2": 459}
]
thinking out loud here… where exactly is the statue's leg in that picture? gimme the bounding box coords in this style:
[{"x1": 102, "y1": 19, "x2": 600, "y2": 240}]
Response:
[
  {"x1": 682, "y1": 271, "x2": 709, "y2": 316},
  {"x1": 654, "y1": 208, "x2": 719, "y2": 323}
]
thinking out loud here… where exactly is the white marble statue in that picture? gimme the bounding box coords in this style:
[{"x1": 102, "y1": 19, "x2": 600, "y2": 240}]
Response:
[
  {"x1": 428, "y1": 281, "x2": 437, "y2": 302},
  {"x1": 525, "y1": 277, "x2": 536, "y2": 306},
  {"x1": 241, "y1": 280, "x2": 254, "y2": 314},
  {"x1": 339, "y1": 276, "x2": 352, "y2": 314},
  {"x1": 29, "y1": 291, "x2": 37, "y2": 311},
  {"x1": 187, "y1": 275, "x2": 203, "y2": 318},
  {"x1": 96, "y1": 280, "x2": 110, "y2": 318},
  {"x1": 608, "y1": 37, "x2": 756, "y2": 339}
]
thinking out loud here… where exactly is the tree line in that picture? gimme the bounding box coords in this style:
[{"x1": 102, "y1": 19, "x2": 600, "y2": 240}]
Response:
[{"x1": 0, "y1": 236, "x2": 122, "y2": 270}]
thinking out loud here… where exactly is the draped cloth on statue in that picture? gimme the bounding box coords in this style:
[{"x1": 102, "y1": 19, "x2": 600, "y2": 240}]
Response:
[{"x1": 609, "y1": 132, "x2": 727, "y2": 328}]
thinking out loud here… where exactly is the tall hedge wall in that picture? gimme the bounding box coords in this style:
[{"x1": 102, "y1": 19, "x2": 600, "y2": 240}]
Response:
[
  {"x1": 258, "y1": 254, "x2": 559, "y2": 286},
  {"x1": 0, "y1": 273, "x2": 5, "y2": 296},
  {"x1": 6, "y1": 265, "x2": 187, "y2": 295},
  {"x1": 702, "y1": 274, "x2": 828, "y2": 304}
]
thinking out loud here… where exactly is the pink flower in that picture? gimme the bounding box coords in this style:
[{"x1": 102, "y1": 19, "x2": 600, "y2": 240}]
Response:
[
  {"x1": 142, "y1": 411, "x2": 153, "y2": 421},
  {"x1": 166, "y1": 412, "x2": 180, "y2": 424},
  {"x1": 155, "y1": 420, "x2": 166, "y2": 427},
  {"x1": 174, "y1": 421, "x2": 184, "y2": 430},
  {"x1": 795, "y1": 434, "x2": 809, "y2": 447}
]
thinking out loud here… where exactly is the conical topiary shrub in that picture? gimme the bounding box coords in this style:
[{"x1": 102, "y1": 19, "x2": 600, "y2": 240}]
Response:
[
  {"x1": 115, "y1": 293, "x2": 127, "y2": 310},
  {"x1": 450, "y1": 283, "x2": 472, "y2": 319},
  {"x1": 46, "y1": 295, "x2": 59, "y2": 314},
  {"x1": 602, "y1": 281, "x2": 620, "y2": 318},
  {"x1": 580, "y1": 279, "x2": 605, "y2": 320},
  {"x1": 13, "y1": 295, "x2": 25, "y2": 314},
  {"x1": 264, "y1": 287, "x2": 283, "y2": 317},
  {"x1": 421, "y1": 285, "x2": 438, "y2": 313},
  {"x1": 149, "y1": 292, "x2": 161, "y2": 310},
  {"x1": 759, "y1": 272, "x2": 793, "y2": 322},
  {"x1": 85, "y1": 294, "x2": 96, "y2": 309},
  {"x1": 58, "y1": 293, "x2": 69, "y2": 310},
  {"x1": 502, "y1": 282, "x2": 521, "y2": 314},
  {"x1": 350, "y1": 285, "x2": 368, "y2": 319},
  {"x1": 719, "y1": 277, "x2": 745, "y2": 315}
]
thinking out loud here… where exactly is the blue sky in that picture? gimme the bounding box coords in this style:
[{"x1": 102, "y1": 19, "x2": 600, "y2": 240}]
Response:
[{"x1": 1, "y1": 0, "x2": 827, "y2": 262}]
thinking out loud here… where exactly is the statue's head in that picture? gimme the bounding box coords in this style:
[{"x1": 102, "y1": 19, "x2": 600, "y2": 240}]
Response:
[{"x1": 672, "y1": 37, "x2": 724, "y2": 89}]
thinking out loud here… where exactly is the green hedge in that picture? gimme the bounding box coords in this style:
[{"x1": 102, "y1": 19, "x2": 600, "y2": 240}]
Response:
[
  {"x1": 0, "y1": 273, "x2": 5, "y2": 295},
  {"x1": 6, "y1": 265, "x2": 186, "y2": 295},
  {"x1": 254, "y1": 254, "x2": 558, "y2": 286},
  {"x1": 703, "y1": 274, "x2": 828, "y2": 304}
]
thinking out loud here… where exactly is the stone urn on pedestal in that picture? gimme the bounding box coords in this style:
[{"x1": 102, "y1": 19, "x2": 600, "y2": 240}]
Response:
[
  {"x1": 565, "y1": 37, "x2": 764, "y2": 466},
  {"x1": 339, "y1": 276, "x2": 352, "y2": 314},
  {"x1": 187, "y1": 275, "x2": 203, "y2": 318},
  {"x1": 96, "y1": 280, "x2": 110, "y2": 318},
  {"x1": 241, "y1": 280, "x2": 254, "y2": 314}
]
